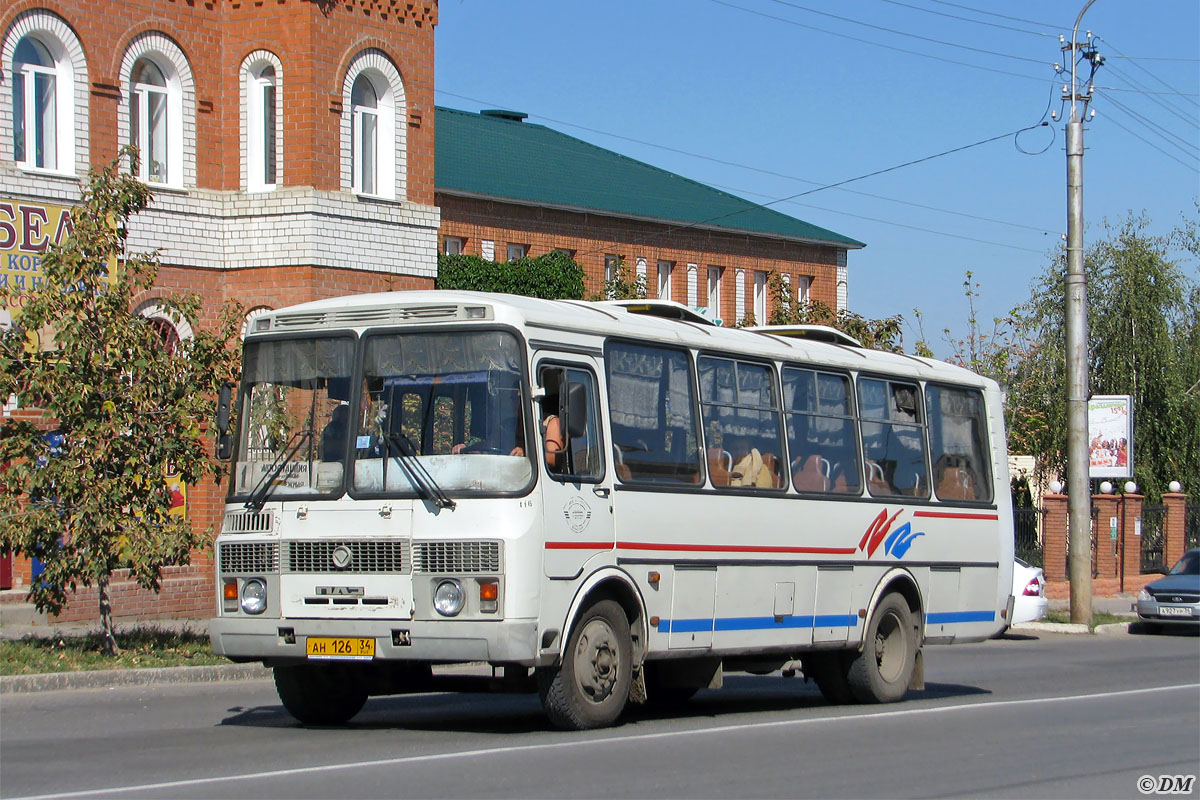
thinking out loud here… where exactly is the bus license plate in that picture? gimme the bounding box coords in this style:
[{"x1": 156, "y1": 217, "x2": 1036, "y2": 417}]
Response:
[
  {"x1": 306, "y1": 637, "x2": 376, "y2": 660},
  {"x1": 1159, "y1": 606, "x2": 1193, "y2": 617}
]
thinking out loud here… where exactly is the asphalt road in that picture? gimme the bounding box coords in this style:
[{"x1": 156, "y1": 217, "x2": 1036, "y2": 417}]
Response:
[{"x1": 2, "y1": 630, "x2": 1197, "y2": 800}]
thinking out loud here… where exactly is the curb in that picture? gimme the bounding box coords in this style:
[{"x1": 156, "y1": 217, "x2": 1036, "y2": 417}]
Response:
[{"x1": 1, "y1": 663, "x2": 272, "y2": 695}]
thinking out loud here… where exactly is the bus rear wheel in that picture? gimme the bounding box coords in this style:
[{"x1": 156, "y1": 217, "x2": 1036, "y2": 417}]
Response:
[
  {"x1": 804, "y1": 651, "x2": 856, "y2": 705},
  {"x1": 274, "y1": 664, "x2": 368, "y2": 725},
  {"x1": 538, "y1": 599, "x2": 633, "y2": 730},
  {"x1": 847, "y1": 593, "x2": 918, "y2": 704}
]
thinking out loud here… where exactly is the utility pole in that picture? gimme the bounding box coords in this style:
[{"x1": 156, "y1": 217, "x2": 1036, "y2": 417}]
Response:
[{"x1": 1056, "y1": 0, "x2": 1103, "y2": 626}]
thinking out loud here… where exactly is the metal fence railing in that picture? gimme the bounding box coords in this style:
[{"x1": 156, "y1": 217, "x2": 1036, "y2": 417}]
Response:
[
  {"x1": 1013, "y1": 507, "x2": 1043, "y2": 567},
  {"x1": 1186, "y1": 504, "x2": 1199, "y2": 552},
  {"x1": 1140, "y1": 505, "x2": 1168, "y2": 574}
]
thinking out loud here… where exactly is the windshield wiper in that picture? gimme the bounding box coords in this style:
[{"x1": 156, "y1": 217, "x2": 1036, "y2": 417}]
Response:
[
  {"x1": 244, "y1": 430, "x2": 312, "y2": 512},
  {"x1": 383, "y1": 433, "x2": 456, "y2": 510}
]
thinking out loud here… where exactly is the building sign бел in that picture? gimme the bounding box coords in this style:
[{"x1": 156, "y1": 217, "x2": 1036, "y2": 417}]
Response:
[{"x1": 1, "y1": 198, "x2": 76, "y2": 319}]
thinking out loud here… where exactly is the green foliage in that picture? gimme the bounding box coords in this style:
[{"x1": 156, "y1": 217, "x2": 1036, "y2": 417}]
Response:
[
  {"x1": 437, "y1": 250, "x2": 585, "y2": 299},
  {"x1": 0, "y1": 625, "x2": 223, "y2": 675},
  {"x1": 0, "y1": 148, "x2": 241, "y2": 652},
  {"x1": 765, "y1": 272, "x2": 903, "y2": 351},
  {"x1": 1004, "y1": 213, "x2": 1200, "y2": 499},
  {"x1": 588, "y1": 257, "x2": 647, "y2": 301}
]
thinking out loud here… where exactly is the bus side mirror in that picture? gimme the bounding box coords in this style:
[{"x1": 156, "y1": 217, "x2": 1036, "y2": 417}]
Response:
[
  {"x1": 216, "y1": 383, "x2": 234, "y2": 461},
  {"x1": 564, "y1": 381, "x2": 588, "y2": 439}
]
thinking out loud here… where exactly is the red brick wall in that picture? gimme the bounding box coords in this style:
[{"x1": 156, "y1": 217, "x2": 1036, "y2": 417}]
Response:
[
  {"x1": 1, "y1": 0, "x2": 437, "y2": 201},
  {"x1": 438, "y1": 194, "x2": 844, "y2": 321}
]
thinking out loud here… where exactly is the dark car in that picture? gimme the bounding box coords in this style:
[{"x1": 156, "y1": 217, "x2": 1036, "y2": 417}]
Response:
[{"x1": 1135, "y1": 549, "x2": 1200, "y2": 632}]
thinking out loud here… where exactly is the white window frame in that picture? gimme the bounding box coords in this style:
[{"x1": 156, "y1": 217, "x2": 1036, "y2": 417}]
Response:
[
  {"x1": 341, "y1": 50, "x2": 405, "y2": 201},
  {"x1": 443, "y1": 236, "x2": 465, "y2": 256},
  {"x1": 242, "y1": 51, "x2": 282, "y2": 193},
  {"x1": 707, "y1": 266, "x2": 723, "y2": 312},
  {"x1": 507, "y1": 243, "x2": 528, "y2": 261},
  {"x1": 119, "y1": 33, "x2": 193, "y2": 189},
  {"x1": 754, "y1": 271, "x2": 768, "y2": 322},
  {"x1": 657, "y1": 260, "x2": 673, "y2": 301},
  {"x1": 796, "y1": 275, "x2": 811, "y2": 305},
  {"x1": 3, "y1": 12, "x2": 86, "y2": 176}
]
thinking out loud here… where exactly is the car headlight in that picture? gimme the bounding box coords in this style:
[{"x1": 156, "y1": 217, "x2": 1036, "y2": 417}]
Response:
[
  {"x1": 1137, "y1": 588, "x2": 1153, "y2": 602},
  {"x1": 240, "y1": 578, "x2": 268, "y2": 615},
  {"x1": 433, "y1": 579, "x2": 465, "y2": 616}
]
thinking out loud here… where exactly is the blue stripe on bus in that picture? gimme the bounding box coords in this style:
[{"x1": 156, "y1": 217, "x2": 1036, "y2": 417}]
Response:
[
  {"x1": 656, "y1": 615, "x2": 859, "y2": 633},
  {"x1": 926, "y1": 610, "x2": 996, "y2": 624},
  {"x1": 657, "y1": 611, "x2": 995, "y2": 633}
]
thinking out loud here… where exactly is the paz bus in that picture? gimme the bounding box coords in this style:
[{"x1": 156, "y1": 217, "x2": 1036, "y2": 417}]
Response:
[{"x1": 209, "y1": 291, "x2": 1014, "y2": 730}]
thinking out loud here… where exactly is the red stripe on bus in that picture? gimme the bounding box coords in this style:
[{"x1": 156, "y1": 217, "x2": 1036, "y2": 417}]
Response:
[
  {"x1": 912, "y1": 511, "x2": 999, "y2": 520},
  {"x1": 616, "y1": 541, "x2": 858, "y2": 555},
  {"x1": 545, "y1": 541, "x2": 615, "y2": 550}
]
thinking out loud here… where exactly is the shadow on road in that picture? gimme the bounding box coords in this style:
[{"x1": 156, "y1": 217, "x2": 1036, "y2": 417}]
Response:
[{"x1": 216, "y1": 672, "x2": 991, "y2": 734}]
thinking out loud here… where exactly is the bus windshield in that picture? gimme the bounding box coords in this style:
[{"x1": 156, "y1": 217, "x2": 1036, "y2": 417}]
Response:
[
  {"x1": 231, "y1": 335, "x2": 355, "y2": 502},
  {"x1": 352, "y1": 329, "x2": 532, "y2": 496}
]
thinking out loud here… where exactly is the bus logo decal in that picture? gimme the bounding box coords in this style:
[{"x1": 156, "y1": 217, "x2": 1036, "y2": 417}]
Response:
[
  {"x1": 563, "y1": 497, "x2": 592, "y2": 533},
  {"x1": 858, "y1": 508, "x2": 924, "y2": 559}
]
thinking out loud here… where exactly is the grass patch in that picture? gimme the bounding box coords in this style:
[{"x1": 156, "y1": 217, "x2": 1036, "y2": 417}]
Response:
[
  {"x1": 0, "y1": 626, "x2": 227, "y2": 675},
  {"x1": 1044, "y1": 610, "x2": 1131, "y2": 630}
]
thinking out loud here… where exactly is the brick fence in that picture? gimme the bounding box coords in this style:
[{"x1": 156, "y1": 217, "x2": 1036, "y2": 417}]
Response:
[{"x1": 1042, "y1": 491, "x2": 1190, "y2": 599}]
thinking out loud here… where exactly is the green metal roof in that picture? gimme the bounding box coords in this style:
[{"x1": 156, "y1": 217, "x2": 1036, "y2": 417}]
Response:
[{"x1": 435, "y1": 107, "x2": 865, "y2": 249}]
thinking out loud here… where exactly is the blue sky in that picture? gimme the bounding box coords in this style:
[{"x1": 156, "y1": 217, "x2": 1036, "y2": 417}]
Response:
[{"x1": 434, "y1": 1, "x2": 1199, "y2": 356}]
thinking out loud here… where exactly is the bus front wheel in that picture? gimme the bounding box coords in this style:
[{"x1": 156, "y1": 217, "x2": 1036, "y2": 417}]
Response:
[
  {"x1": 847, "y1": 593, "x2": 918, "y2": 704},
  {"x1": 274, "y1": 664, "x2": 368, "y2": 725},
  {"x1": 538, "y1": 599, "x2": 633, "y2": 730}
]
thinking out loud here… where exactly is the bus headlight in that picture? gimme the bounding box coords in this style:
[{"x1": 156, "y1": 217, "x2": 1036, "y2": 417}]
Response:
[
  {"x1": 240, "y1": 578, "x2": 268, "y2": 615},
  {"x1": 433, "y1": 579, "x2": 465, "y2": 617}
]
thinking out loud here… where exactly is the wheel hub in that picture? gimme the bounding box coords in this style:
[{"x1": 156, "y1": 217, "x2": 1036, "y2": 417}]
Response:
[{"x1": 574, "y1": 618, "x2": 620, "y2": 702}]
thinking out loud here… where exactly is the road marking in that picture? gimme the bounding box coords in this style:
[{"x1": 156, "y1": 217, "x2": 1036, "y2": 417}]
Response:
[{"x1": 13, "y1": 682, "x2": 1200, "y2": 800}]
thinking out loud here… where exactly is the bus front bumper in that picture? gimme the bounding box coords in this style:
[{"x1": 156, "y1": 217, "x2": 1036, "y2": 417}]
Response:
[{"x1": 209, "y1": 616, "x2": 541, "y2": 666}]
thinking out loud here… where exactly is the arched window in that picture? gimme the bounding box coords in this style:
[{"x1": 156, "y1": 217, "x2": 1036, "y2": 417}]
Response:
[
  {"x1": 12, "y1": 38, "x2": 56, "y2": 169},
  {"x1": 5, "y1": 12, "x2": 85, "y2": 175},
  {"x1": 119, "y1": 34, "x2": 193, "y2": 188},
  {"x1": 243, "y1": 52, "x2": 282, "y2": 192},
  {"x1": 341, "y1": 50, "x2": 404, "y2": 200},
  {"x1": 351, "y1": 74, "x2": 380, "y2": 195},
  {"x1": 129, "y1": 58, "x2": 169, "y2": 183}
]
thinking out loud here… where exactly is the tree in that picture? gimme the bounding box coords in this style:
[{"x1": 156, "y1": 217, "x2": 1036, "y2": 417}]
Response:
[
  {"x1": 763, "y1": 272, "x2": 904, "y2": 352},
  {"x1": 0, "y1": 149, "x2": 241, "y2": 654},
  {"x1": 1005, "y1": 213, "x2": 1199, "y2": 499},
  {"x1": 590, "y1": 257, "x2": 647, "y2": 301},
  {"x1": 437, "y1": 250, "x2": 585, "y2": 299}
]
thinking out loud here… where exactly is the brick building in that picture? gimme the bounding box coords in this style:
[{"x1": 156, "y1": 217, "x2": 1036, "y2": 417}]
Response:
[
  {"x1": 0, "y1": 0, "x2": 440, "y2": 618},
  {"x1": 0, "y1": 1, "x2": 863, "y2": 621},
  {"x1": 435, "y1": 106, "x2": 863, "y2": 324}
]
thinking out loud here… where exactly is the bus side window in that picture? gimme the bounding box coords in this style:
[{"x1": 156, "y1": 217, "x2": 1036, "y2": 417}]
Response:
[{"x1": 539, "y1": 365, "x2": 604, "y2": 482}]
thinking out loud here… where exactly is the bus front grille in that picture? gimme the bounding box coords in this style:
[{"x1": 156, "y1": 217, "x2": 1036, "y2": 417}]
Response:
[
  {"x1": 413, "y1": 541, "x2": 501, "y2": 574},
  {"x1": 219, "y1": 542, "x2": 279, "y2": 574},
  {"x1": 285, "y1": 540, "x2": 411, "y2": 574}
]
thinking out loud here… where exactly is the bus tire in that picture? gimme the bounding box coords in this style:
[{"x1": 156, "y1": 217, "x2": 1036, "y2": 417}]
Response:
[
  {"x1": 804, "y1": 652, "x2": 856, "y2": 705},
  {"x1": 538, "y1": 599, "x2": 633, "y2": 730},
  {"x1": 847, "y1": 593, "x2": 918, "y2": 704},
  {"x1": 274, "y1": 664, "x2": 368, "y2": 725}
]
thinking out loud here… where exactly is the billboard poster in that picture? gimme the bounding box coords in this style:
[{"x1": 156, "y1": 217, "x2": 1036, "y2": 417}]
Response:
[
  {"x1": 1, "y1": 198, "x2": 76, "y2": 321},
  {"x1": 1088, "y1": 395, "x2": 1133, "y2": 479}
]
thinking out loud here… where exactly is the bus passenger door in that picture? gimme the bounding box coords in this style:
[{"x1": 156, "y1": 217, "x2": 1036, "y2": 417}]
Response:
[{"x1": 537, "y1": 359, "x2": 615, "y2": 579}]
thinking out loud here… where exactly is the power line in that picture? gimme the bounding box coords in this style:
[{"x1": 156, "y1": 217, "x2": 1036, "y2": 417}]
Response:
[
  {"x1": 1097, "y1": 91, "x2": 1200, "y2": 160},
  {"x1": 436, "y1": 88, "x2": 1059, "y2": 236},
  {"x1": 923, "y1": 0, "x2": 1065, "y2": 32},
  {"x1": 764, "y1": 0, "x2": 1047, "y2": 64},
  {"x1": 707, "y1": 0, "x2": 1051, "y2": 85},
  {"x1": 570, "y1": 123, "x2": 1049, "y2": 261},
  {"x1": 1101, "y1": 62, "x2": 1199, "y2": 131},
  {"x1": 707, "y1": 182, "x2": 1050, "y2": 253},
  {"x1": 1096, "y1": 102, "x2": 1200, "y2": 172},
  {"x1": 875, "y1": 0, "x2": 1053, "y2": 37},
  {"x1": 1097, "y1": 36, "x2": 1200, "y2": 110}
]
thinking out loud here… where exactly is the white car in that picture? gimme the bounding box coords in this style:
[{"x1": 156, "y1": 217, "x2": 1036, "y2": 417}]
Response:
[{"x1": 1011, "y1": 557, "x2": 1049, "y2": 624}]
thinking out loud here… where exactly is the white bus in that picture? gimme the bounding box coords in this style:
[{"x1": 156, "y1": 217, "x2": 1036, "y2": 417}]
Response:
[{"x1": 210, "y1": 290, "x2": 1015, "y2": 730}]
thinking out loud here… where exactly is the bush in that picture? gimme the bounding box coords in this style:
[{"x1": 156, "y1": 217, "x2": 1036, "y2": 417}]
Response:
[{"x1": 437, "y1": 251, "x2": 585, "y2": 299}]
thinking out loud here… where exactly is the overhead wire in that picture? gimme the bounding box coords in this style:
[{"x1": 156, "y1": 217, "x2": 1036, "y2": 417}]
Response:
[
  {"x1": 874, "y1": 0, "x2": 1053, "y2": 37},
  {"x1": 762, "y1": 0, "x2": 1047, "y2": 64},
  {"x1": 1100, "y1": 62, "x2": 1199, "y2": 132},
  {"x1": 706, "y1": 0, "x2": 1052, "y2": 85},
  {"x1": 922, "y1": 0, "x2": 1064, "y2": 31},
  {"x1": 1096, "y1": 35, "x2": 1200, "y2": 110},
  {"x1": 1096, "y1": 110, "x2": 1199, "y2": 173},
  {"x1": 1096, "y1": 91, "x2": 1200, "y2": 160}
]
